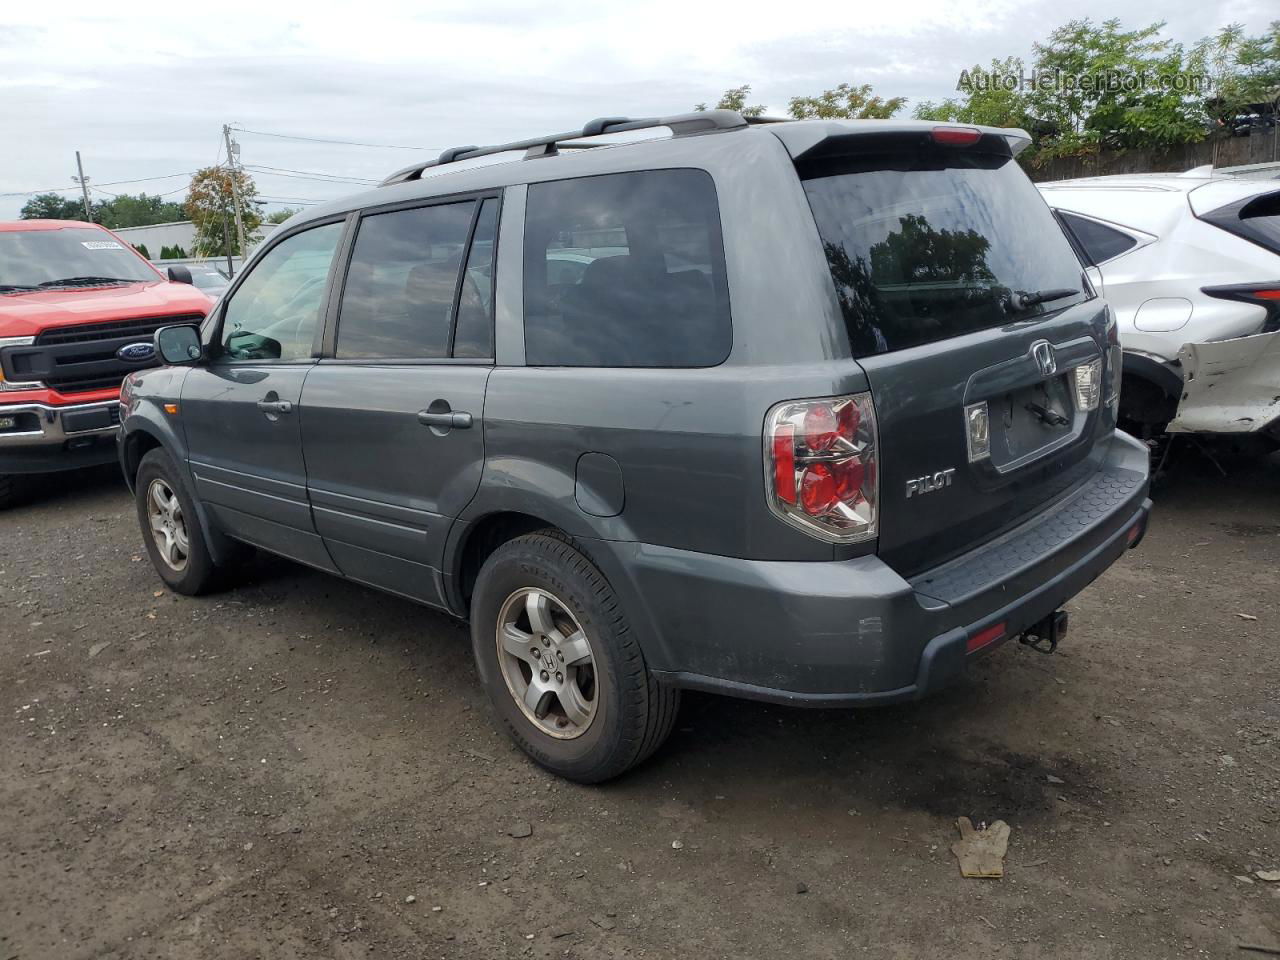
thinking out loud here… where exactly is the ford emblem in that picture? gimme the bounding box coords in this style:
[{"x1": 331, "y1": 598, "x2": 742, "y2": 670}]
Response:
[{"x1": 116, "y1": 342, "x2": 156, "y2": 362}]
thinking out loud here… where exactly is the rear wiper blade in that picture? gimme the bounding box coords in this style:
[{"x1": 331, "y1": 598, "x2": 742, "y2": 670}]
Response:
[
  {"x1": 37, "y1": 276, "x2": 138, "y2": 287},
  {"x1": 1006, "y1": 287, "x2": 1079, "y2": 313}
]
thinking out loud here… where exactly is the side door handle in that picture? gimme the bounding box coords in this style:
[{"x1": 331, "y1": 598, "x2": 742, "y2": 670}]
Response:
[
  {"x1": 417, "y1": 409, "x2": 473, "y2": 429},
  {"x1": 256, "y1": 399, "x2": 293, "y2": 415}
]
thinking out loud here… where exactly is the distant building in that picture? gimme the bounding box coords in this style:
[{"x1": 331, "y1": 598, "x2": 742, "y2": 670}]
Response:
[{"x1": 111, "y1": 220, "x2": 279, "y2": 258}]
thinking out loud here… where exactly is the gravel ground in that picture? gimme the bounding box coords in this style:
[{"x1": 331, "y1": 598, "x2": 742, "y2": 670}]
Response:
[{"x1": 2, "y1": 453, "x2": 1278, "y2": 959}]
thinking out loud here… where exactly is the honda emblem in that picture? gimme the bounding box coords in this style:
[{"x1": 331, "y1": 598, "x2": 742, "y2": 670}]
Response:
[{"x1": 1031, "y1": 340, "x2": 1057, "y2": 377}]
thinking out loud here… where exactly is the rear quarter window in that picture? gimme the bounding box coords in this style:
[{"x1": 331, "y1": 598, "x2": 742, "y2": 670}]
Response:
[
  {"x1": 1057, "y1": 211, "x2": 1138, "y2": 265},
  {"x1": 522, "y1": 169, "x2": 732, "y2": 367}
]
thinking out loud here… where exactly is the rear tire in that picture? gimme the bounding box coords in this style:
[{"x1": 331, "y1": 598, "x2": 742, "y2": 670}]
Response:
[
  {"x1": 470, "y1": 530, "x2": 679, "y2": 783},
  {"x1": 0, "y1": 474, "x2": 16, "y2": 510},
  {"x1": 134, "y1": 448, "x2": 222, "y2": 595}
]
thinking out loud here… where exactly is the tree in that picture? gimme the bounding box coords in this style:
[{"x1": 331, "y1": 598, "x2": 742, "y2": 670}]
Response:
[
  {"x1": 133, "y1": 243, "x2": 152, "y2": 259},
  {"x1": 1027, "y1": 19, "x2": 1206, "y2": 155},
  {"x1": 184, "y1": 166, "x2": 262, "y2": 258},
  {"x1": 788, "y1": 83, "x2": 906, "y2": 120},
  {"x1": 96, "y1": 193, "x2": 186, "y2": 230},
  {"x1": 1193, "y1": 21, "x2": 1280, "y2": 130},
  {"x1": 695, "y1": 84, "x2": 766, "y2": 117},
  {"x1": 914, "y1": 58, "x2": 1034, "y2": 129},
  {"x1": 19, "y1": 192, "x2": 89, "y2": 221},
  {"x1": 265, "y1": 207, "x2": 302, "y2": 224}
]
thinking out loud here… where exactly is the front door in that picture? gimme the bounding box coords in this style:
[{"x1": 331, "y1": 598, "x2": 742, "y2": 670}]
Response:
[
  {"x1": 300, "y1": 196, "x2": 499, "y2": 605},
  {"x1": 181, "y1": 220, "x2": 346, "y2": 570}
]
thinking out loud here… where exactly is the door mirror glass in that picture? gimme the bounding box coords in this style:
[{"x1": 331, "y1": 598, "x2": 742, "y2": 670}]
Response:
[
  {"x1": 166, "y1": 265, "x2": 194, "y2": 285},
  {"x1": 154, "y1": 324, "x2": 203, "y2": 365}
]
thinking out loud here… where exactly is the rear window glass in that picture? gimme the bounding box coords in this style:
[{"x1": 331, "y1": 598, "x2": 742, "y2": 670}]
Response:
[
  {"x1": 800, "y1": 149, "x2": 1086, "y2": 357},
  {"x1": 523, "y1": 169, "x2": 732, "y2": 367},
  {"x1": 1058, "y1": 211, "x2": 1137, "y2": 265},
  {"x1": 1200, "y1": 191, "x2": 1280, "y2": 257}
]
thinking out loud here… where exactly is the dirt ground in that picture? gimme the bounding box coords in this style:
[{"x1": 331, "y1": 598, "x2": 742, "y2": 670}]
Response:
[{"x1": 2, "y1": 451, "x2": 1278, "y2": 960}]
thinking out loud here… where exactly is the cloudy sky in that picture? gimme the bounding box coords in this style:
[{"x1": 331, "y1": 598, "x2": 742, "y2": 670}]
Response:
[{"x1": 1, "y1": 0, "x2": 1273, "y2": 219}]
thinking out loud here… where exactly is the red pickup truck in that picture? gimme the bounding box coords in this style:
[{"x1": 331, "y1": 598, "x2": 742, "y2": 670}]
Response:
[{"x1": 0, "y1": 220, "x2": 213, "y2": 507}]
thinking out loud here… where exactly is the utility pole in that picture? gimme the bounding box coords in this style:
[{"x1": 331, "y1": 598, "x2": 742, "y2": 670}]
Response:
[
  {"x1": 222, "y1": 124, "x2": 248, "y2": 267},
  {"x1": 221, "y1": 214, "x2": 235, "y2": 279},
  {"x1": 72, "y1": 151, "x2": 93, "y2": 221}
]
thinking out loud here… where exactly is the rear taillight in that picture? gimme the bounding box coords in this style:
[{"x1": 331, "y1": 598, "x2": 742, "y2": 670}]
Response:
[
  {"x1": 1072, "y1": 358, "x2": 1102, "y2": 412},
  {"x1": 765, "y1": 393, "x2": 878, "y2": 543},
  {"x1": 1201, "y1": 283, "x2": 1280, "y2": 334},
  {"x1": 1103, "y1": 306, "x2": 1122, "y2": 410}
]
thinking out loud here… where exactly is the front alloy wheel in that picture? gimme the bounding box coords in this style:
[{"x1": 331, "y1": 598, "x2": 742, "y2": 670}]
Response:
[
  {"x1": 146, "y1": 478, "x2": 189, "y2": 572},
  {"x1": 496, "y1": 588, "x2": 597, "y2": 739}
]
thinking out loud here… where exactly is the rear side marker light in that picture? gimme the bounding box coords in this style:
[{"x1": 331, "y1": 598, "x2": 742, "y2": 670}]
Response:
[
  {"x1": 967, "y1": 623, "x2": 1006, "y2": 654},
  {"x1": 765, "y1": 393, "x2": 878, "y2": 544},
  {"x1": 932, "y1": 126, "x2": 983, "y2": 146}
]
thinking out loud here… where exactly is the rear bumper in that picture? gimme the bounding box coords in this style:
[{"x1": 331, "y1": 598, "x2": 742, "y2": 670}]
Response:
[
  {"x1": 593, "y1": 430, "x2": 1151, "y2": 707},
  {"x1": 0, "y1": 399, "x2": 121, "y2": 474},
  {"x1": 1169, "y1": 330, "x2": 1280, "y2": 436}
]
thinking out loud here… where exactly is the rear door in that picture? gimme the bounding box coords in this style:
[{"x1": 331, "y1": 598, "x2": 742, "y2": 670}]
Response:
[
  {"x1": 299, "y1": 195, "x2": 499, "y2": 606},
  {"x1": 181, "y1": 220, "x2": 345, "y2": 570},
  {"x1": 794, "y1": 131, "x2": 1112, "y2": 575}
]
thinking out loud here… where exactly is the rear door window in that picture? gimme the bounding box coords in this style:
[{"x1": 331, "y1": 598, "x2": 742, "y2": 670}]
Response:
[
  {"x1": 336, "y1": 200, "x2": 476, "y2": 359},
  {"x1": 1057, "y1": 211, "x2": 1138, "y2": 265},
  {"x1": 523, "y1": 169, "x2": 732, "y2": 367},
  {"x1": 800, "y1": 149, "x2": 1086, "y2": 357}
]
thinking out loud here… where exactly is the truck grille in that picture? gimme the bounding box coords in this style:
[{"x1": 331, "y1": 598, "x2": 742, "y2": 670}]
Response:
[{"x1": 3, "y1": 314, "x2": 206, "y2": 394}]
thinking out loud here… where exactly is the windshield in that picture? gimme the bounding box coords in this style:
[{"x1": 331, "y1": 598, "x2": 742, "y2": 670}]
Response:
[
  {"x1": 0, "y1": 227, "x2": 160, "y2": 289},
  {"x1": 800, "y1": 148, "x2": 1086, "y2": 357}
]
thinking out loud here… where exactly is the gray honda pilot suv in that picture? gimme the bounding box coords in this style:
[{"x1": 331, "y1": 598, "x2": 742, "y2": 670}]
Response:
[{"x1": 119, "y1": 111, "x2": 1151, "y2": 782}]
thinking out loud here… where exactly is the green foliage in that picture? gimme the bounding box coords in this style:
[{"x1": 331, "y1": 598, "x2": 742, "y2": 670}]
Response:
[
  {"x1": 133, "y1": 243, "x2": 151, "y2": 259},
  {"x1": 914, "y1": 58, "x2": 1032, "y2": 129},
  {"x1": 159, "y1": 245, "x2": 189, "y2": 260},
  {"x1": 788, "y1": 83, "x2": 906, "y2": 120},
  {"x1": 1028, "y1": 19, "x2": 1207, "y2": 156},
  {"x1": 265, "y1": 207, "x2": 302, "y2": 224},
  {"x1": 185, "y1": 166, "x2": 262, "y2": 258},
  {"x1": 95, "y1": 193, "x2": 186, "y2": 229},
  {"x1": 19, "y1": 193, "x2": 89, "y2": 221},
  {"x1": 1192, "y1": 21, "x2": 1280, "y2": 128},
  {"x1": 694, "y1": 84, "x2": 766, "y2": 117}
]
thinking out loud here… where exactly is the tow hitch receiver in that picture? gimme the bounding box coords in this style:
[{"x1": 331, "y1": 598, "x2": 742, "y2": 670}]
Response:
[{"x1": 1019, "y1": 610, "x2": 1068, "y2": 655}]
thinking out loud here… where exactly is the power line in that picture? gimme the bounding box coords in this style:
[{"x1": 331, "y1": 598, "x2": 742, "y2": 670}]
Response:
[
  {"x1": 231, "y1": 125, "x2": 441, "y2": 151},
  {"x1": 1, "y1": 171, "x2": 197, "y2": 198},
  {"x1": 244, "y1": 163, "x2": 379, "y2": 184},
  {"x1": 244, "y1": 168, "x2": 378, "y2": 187}
]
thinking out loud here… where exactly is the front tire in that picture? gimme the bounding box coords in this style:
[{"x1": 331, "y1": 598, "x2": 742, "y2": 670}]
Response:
[
  {"x1": 134, "y1": 448, "x2": 221, "y2": 595},
  {"x1": 470, "y1": 531, "x2": 679, "y2": 783},
  {"x1": 0, "y1": 474, "x2": 16, "y2": 510}
]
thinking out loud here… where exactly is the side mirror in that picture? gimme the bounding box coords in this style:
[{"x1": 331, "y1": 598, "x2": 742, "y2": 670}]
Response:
[
  {"x1": 154, "y1": 324, "x2": 203, "y2": 365},
  {"x1": 166, "y1": 265, "x2": 193, "y2": 285}
]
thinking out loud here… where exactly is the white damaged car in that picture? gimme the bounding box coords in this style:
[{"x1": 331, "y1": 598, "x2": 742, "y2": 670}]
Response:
[{"x1": 1039, "y1": 171, "x2": 1280, "y2": 449}]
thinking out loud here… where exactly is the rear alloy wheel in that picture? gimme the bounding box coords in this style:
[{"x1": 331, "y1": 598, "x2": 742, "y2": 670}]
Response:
[
  {"x1": 471, "y1": 530, "x2": 679, "y2": 783},
  {"x1": 495, "y1": 587, "x2": 598, "y2": 739}
]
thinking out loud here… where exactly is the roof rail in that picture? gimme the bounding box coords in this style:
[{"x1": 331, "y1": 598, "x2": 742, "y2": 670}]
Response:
[{"x1": 379, "y1": 109, "x2": 750, "y2": 186}]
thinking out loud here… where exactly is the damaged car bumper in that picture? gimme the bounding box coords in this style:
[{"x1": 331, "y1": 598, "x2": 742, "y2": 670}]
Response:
[{"x1": 1168, "y1": 330, "x2": 1280, "y2": 436}]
